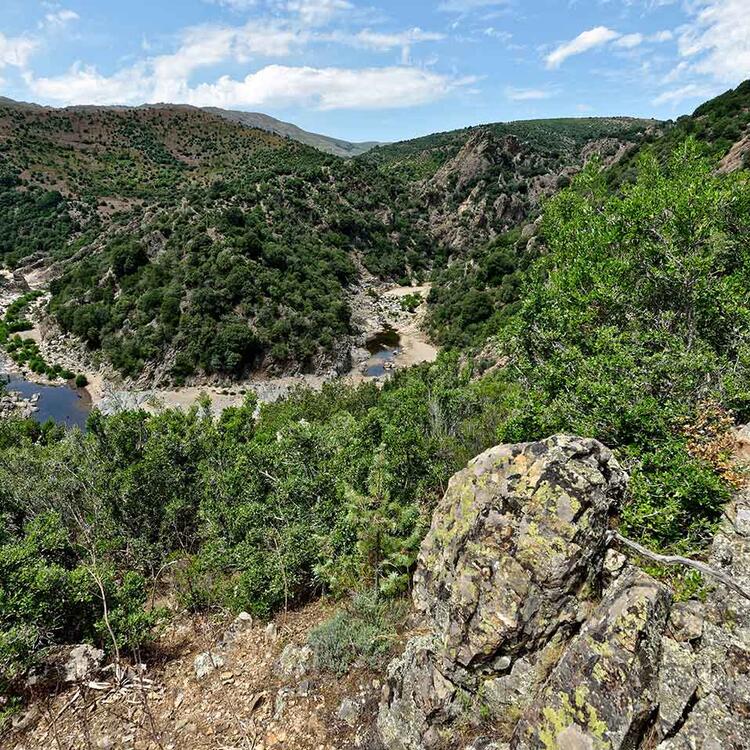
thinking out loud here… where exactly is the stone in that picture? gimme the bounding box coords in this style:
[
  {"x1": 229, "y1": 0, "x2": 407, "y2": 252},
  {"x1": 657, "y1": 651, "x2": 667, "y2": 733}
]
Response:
[
  {"x1": 193, "y1": 651, "x2": 224, "y2": 680},
  {"x1": 656, "y1": 637, "x2": 698, "y2": 737},
  {"x1": 378, "y1": 436, "x2": 628, "y2": 750},
  {"x1": 513, "y1": 569, "x2": 672, "y2": 749},
  {"x1": 276, "y1": 644, "x2": 313, "y2": 680},
  {"x1": 63, "y1": 644, "x2": 105, "y2": 683},
  {"x1": 667, "y1": 601, "x2": 704, "y2": 643},
  {"x1": 265, "y1": 622, "x2": 278, "y2": 643},
  {"x1": 377, "y1": 437, "x2": 750, "y2": 750},
  {"x1": 336, "y1": 698, "x2": 361, "y2": 727},
  {"x1": 412, "y1": 436, "x2": 627, "y2": 667}
]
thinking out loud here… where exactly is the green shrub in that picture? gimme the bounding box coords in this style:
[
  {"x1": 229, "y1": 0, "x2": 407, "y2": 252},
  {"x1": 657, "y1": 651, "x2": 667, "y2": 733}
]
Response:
[
  {"x1": 308, "y1": 593, "x2": 407, "y2": 675},
  {"x1": 75, "y1": 374, "x2": 89, "y2": 388}
]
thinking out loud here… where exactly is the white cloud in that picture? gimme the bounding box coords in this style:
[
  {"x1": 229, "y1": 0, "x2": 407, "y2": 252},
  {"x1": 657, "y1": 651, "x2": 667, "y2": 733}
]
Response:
[
  {"x1": 205, "y1": 0, "x2": 259, "y2": 8},
  {"x1": 0, "y1": 33, "x2": 37, "y2": 69},
  {"x1": 26, "y1": 62, "x2": 473, "y2": 110},
  {"x1": 651, "y1": 30, "x2": 673, "y2": 43},
  {"x1": 283, "y1": 0, "x2": 352, "y2": 26},
  {"x1": 505, "y1": 86, "x2": 552, "y2": 101},
  {"x1": 545, "y1": 26, "x2": 620, "y2": 69},
  {"x1": 342, "y1": 27, "x2": 444, "y2": 63},
  {"x1": 652, "y1": 82, "x2": 714, "y2": 105},
  {"x1": 677, "y1": 0, "x2": 750, "y2": 83},
  {"x1": 351, "y1": 28, "x2": 444, "y2": 52},
  {"x1": 26, "y1": 63, "x2": 151, "y2": 104},
  {"x1": 438, "y1": 0, "x2": 509, "y2": 12},
  {"x1": 614, "y1": 33, "x2": 644, "y2": 49},
  {"x1": 42, "y1": 9, "x2": 80, "y2": 29}
]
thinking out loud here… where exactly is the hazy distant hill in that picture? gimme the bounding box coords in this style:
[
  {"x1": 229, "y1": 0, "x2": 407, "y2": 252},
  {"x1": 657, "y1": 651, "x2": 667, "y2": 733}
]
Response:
[{"x1": 204, "y1": 107, "x2": 381, "y2": 157}]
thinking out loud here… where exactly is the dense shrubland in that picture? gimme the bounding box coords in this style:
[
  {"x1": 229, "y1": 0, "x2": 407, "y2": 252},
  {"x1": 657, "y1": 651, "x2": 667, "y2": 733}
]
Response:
[
  {"x1": 2, "y1": 139, "x2": 750, "y2": 707},
  {"x1": 0, "y1": 104, "x2": 436, "y2": 379}
]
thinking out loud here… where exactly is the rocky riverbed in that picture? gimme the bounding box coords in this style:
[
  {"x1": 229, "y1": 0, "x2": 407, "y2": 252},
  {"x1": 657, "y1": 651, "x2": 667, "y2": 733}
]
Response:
[{"x1": 2, "y1": 272, "x2": 438, "y2": 422}]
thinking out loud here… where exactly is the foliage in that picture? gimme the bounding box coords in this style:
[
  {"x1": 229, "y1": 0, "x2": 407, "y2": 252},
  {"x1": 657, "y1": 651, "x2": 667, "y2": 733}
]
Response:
[
  {"x1": 427, "y1": 227, "x2": 539, "y2": 348},
  {"x1": 307, "y1": 593, "x2": 407, "y2": 674},
  {"x1": 497, "y1": 141, "x2": 750, "y2": 552},
  {"x1": 0, "y1": 354, "x2": 510, "y2": 690}
]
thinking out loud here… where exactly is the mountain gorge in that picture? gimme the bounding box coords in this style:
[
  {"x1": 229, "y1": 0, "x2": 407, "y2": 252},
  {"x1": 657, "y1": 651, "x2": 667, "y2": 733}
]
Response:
[
  {"x1": 0, "y1": 97, "x2": 656, "y2": 384},
  {"x1": 4, "y1": 80, "x2": 750, "y2": 749}
]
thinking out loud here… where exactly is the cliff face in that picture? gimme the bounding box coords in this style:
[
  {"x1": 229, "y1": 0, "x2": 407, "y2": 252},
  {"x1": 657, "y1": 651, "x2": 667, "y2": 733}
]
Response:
[
  {"x1": 409, "y1": 129, "x2": 637, "y2": 253},
  {"x1": 377, "y1": 435, "x2": 750, "y2": 750}
]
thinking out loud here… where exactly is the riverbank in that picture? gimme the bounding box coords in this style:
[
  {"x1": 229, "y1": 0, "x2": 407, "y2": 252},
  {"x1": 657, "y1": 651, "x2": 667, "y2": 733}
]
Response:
[{"x1": 1, "y1": 276, "x2": 439, "y2": 421}]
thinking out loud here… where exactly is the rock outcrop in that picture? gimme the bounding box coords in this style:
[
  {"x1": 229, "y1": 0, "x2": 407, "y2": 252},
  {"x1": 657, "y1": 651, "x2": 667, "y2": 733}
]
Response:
[{"x1": 377, "y1": 434, "x2": 750, "y2": 750}]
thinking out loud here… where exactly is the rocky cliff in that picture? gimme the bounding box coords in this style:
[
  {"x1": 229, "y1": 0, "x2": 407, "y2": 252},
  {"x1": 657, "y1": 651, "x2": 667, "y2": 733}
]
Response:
[{"x1": 377, "y1": 435, "x2": 750, "y2": 749}]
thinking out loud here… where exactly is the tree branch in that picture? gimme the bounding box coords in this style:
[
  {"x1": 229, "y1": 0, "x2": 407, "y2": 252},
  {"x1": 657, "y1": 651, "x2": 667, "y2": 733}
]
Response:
[{"x1": 611, "y1": 531, "x2": 750, "y2": 602}]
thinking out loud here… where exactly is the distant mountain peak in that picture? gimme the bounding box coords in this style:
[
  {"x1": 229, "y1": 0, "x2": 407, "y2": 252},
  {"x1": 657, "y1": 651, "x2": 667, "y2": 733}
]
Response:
[{"x1": 203, "y1": 107, "x2": 382, "y2": 158}]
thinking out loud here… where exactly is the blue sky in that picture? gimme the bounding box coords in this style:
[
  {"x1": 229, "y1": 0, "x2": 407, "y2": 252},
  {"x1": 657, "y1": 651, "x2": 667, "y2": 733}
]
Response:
[{"x1": 0, "y1": 0, "x2": 748, "y2": 142}]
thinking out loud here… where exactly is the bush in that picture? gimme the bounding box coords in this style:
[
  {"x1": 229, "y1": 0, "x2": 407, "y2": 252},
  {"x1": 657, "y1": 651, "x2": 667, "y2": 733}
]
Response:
[
  {"x1": 75, "y1": 374, "x2": 89, "y2": 388},
  {"x1": 307, "y1": 593, "x2": 407, "y2": 675}
]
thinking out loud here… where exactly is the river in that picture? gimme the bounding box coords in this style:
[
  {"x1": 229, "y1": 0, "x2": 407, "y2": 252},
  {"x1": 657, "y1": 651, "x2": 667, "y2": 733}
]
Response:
[{"x1": 1, "y1": 373, "x2": 91, "y2": 430}]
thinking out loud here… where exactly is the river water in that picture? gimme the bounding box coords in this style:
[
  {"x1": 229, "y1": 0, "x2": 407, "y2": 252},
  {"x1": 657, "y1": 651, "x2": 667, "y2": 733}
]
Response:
[
  {"x1": 2, "y1": 373, "x2": 91, "y2": 430},
  {"x1": 364, "y1": 327, "x2": 401, "y2": 377}
]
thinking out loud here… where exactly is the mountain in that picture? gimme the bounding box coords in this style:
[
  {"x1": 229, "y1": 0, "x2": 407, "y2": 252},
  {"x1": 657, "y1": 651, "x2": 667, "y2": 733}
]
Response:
[
  {"x1": 4, "y1": 84, "x2": 750, "y2": 750},
  {"x1": 609, "y1": 79, "x2": 750, "y2": 183},
  {"x1": 204, "y1": 107, "x2": 381, "y2": 157},
  {"x1": 363, "y1": 116, "x2": 658, "y2": 252}
]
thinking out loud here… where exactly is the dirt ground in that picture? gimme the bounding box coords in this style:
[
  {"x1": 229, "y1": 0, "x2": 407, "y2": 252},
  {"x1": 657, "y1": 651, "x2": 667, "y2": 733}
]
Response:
[{"x1": 6, "y1": 601, "x2": 389, "y2": 750}]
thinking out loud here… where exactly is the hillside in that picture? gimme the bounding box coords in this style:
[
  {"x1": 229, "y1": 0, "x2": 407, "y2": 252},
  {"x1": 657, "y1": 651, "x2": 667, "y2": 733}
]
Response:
[
  {"x1": 608, "y1": 79, "x2": 750, "y2": 184},
  {"x1": 362, "y1": 116, "x2": 656, "y2": 250},
  {"x1": 0, "y1": 100, "x2": 425, "y2": 381},
  {"x1": 4, "y1": 83, "x2": 750, "y2": 750},
  {"x1": 204, "y1": 107, "x2": 380, "y2": 158},
  {"x1": 0, "y1": 99, "x2": 657, "y2": 383}
]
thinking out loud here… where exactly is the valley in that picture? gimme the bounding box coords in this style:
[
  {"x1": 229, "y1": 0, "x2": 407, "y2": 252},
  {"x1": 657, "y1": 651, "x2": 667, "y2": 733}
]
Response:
[{"x1": 4, "y1": 75, "x2": 750, "y2": 750}]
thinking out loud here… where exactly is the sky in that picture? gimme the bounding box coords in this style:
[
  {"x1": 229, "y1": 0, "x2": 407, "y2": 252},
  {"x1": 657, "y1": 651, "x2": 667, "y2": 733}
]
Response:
[{"x1": 0, "y1": 0, "x2": 748, "y2": 143}]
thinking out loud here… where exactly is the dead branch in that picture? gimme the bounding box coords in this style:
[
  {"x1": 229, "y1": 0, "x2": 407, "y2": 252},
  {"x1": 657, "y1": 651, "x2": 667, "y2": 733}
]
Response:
[{"x1": 611, "y1": 531, "x2": 750, "y2": 602}]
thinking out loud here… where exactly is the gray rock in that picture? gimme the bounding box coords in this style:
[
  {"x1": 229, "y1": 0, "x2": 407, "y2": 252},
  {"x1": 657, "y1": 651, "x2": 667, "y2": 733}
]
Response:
[
  {"x1": 655, "y1": 491, "x2": 750, "y2": 748},
  {"x1": 378, "y1": 436, "x2": 628, "y2": 750},
  {"x1": 668, "y1": 601, "x2": 703, "y2": 643},
  {"x1": 337, "y1": 698, "x2": 361, "y2": 727},
  {"x1": 63, "y1": 644, "x2": 104, "y2": 683},
  {"x1": 513, "y1": 569, "x2": 672, "y2": 749},
  {"x1": 657, "y1": 637, "x2": 699, "y2": 737},
  {"x1": 193, "y1": 651, "x2": 224, "y2": 680},
  {"x1": 377, "y1": 437, "x2": 750, "y2": 750},
  {"x1": 276, "y1": 644, "x2": 313, "y2": 680}
]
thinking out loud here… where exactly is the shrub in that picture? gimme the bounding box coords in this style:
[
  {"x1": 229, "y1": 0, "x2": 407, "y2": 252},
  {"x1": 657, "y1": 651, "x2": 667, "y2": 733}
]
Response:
[
  {"x1": 75, "y1": 374, "x2": 89, "y2": 388},
  {"x1": 307, "y1": 593, "x2": 407, "y2": 675}
]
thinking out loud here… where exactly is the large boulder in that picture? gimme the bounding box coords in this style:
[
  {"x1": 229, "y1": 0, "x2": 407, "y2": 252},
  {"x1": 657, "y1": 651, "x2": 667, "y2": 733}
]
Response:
[
  {"x1": 654, "y1": 491, "x2": 750, "y2": 749},
  {"x1": 512, "y1": 568, "x2": 672, "y2": 749},
  {"x1": 378, "y1": 435, "x2": 628, "y2": 749},
  {"x1": 377, "y1": 435, "x2": 750, "y2": 750}
]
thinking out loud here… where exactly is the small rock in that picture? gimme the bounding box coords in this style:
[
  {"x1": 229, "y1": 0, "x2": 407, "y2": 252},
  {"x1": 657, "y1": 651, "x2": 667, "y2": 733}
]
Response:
[
  {"x1": 194, "y1": 651, "x2": 224, "y2": 679},
  {"x1": 236, "y1": 611, "x2": 253, "y2": 629},
  {"x1": 736, "y1": 506, "x2": 750, "y2": 536},
  {"x1": 265, "y1": 622, "x2": 278, "y2": 643},
  {"x1": 11, "y1": 705, "x2": 40, "y2": 731},
  {"x1": 603, "y1": 547, "x2": 627, "y2": 577},
  {"x1": 63, "y1": 644, "x2": 104, "y2": 683},
  {"x1": 276, "y1": 644, "x2": 313, "y2": 680},
  {"x1": 337, "y1": 698, "x2": 361, "y2": 727},
  {"x1": 669, "y1": 601, "x2": 704, "y2": 642}
]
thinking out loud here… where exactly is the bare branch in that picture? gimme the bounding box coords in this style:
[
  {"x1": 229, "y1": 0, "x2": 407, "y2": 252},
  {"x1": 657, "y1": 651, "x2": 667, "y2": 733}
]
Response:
[{"x1": 611, "y1": 531, "x2": 750, "y2": 602}]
